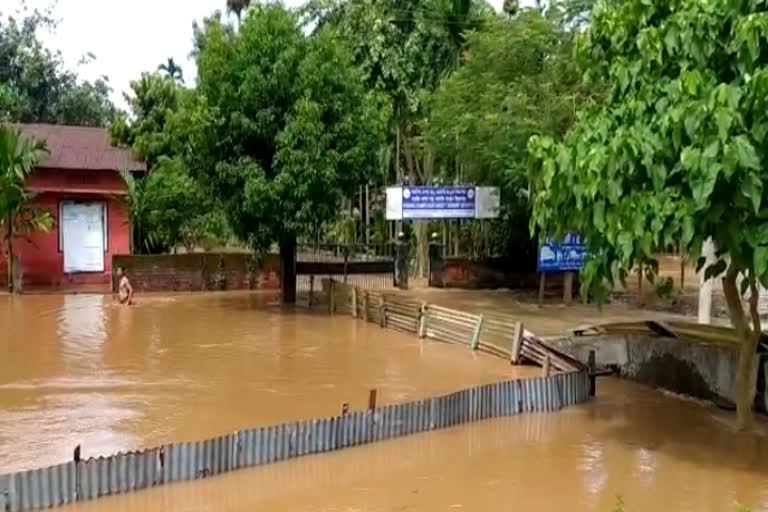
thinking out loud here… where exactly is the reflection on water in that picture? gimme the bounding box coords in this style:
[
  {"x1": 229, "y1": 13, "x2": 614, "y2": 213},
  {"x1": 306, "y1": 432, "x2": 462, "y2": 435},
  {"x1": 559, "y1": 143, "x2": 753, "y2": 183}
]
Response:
[
  {"x1": 3, "y1": 292, "x2": 768, "y2": 511},
  {"x1": 0, "y1": 292, "x2": 521, "y2": 472}
]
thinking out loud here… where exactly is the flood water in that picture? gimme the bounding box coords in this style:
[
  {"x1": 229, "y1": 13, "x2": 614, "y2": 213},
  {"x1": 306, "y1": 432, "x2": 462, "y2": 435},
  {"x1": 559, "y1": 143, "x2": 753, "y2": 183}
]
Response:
[
  {"x1": 0, "y1": 292, "x2": 524, "y2": 472},
  {"x1": 3, "y1": 292, "x2": 768, "y2": 511}
]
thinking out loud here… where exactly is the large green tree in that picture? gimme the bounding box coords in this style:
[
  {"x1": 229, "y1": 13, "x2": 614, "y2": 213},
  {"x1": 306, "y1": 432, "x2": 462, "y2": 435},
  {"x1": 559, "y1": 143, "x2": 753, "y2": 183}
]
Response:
[
  {"x1": 0, "y1": 8, "x2": 115, "y2": 126},
  {"x1": 430, "y1": 6, "x2": 586, "y2": 256},
  {"x1": 529, "y1": 0, "x2": 768, "y2": 428},
  {"x1": 109, "y1": 73, "x2": 181, "y2": 168},
  {"x1": 111, "y1": 73, "x2": 231, "y2": 254},
  {"x1": 189, "y1": 3, "x2": 385, "y2": 300},
  {"x1": 0, "y1": 125, "x2": 52, "y2": 292},
  {"x1": 306, "y1": 0, "x2": 494, "y2": 271}
]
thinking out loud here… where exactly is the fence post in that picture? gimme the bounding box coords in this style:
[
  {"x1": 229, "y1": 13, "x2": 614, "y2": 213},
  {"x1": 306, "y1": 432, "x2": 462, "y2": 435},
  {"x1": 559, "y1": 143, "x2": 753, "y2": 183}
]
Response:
[
  {"x1": 329, "y1": 280, "x2": 336, "y2": 314},
  {"x1": 542, "y1": 356, "x2": 551, "y2": 377},
  {"x1": 510, "y1": 321, "x2": 523, "y2": 364},
  {"x1": 379, "y1": 295, "x2": 386, "y2": 328},
  {"x1": 470, "y1": 314, "x2": 485, "y2": 350},
  {"x1": 351, "y1": 287, "x2": 358, "y2": 318},
  {"x1": 588, "y1": 350, "x2": 596, "y2": 397},
  {"x1": 343, "y1": 249, "x2": 349, "y2": 284},
  {"x1": 309, "y1": 274, "x2": 315, "y2": 307},
  {"x1": 418, "y1": 302, "x2": 428, "y2": 338},
  {"x1": 363, "y1": 292, "x2": 369, "y2": 322}
]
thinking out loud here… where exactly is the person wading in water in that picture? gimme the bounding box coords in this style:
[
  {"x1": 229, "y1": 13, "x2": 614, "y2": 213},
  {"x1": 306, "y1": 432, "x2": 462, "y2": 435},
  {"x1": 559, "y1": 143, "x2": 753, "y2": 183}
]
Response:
[{"x1": 116, "y1": 267, "x2": 134, "y2": 305}]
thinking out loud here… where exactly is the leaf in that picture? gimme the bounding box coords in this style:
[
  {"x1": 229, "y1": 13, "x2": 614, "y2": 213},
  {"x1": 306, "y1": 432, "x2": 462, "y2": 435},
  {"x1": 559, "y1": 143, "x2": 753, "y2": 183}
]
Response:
[
  {"x1": 754, "y1": 246, "x2": 768, "y2": 286},
  {"x1": 715, "y1": 108, "x2": 733, "y2": 142},
  {"x1": 593, "y1": 200, "x2": 606, "y2": 230},
  {"x1": 680, "y1": 146, "x2": 700, "y2": 171},
  {"x1": 734, "y1": 135, "x2": 760, "y2": 170},
  {"x1": 741, "y1": 172, "x2": 763, "y2": 214},
  {"x1": 682, "y1": 215, "x2": 694, "y2": 245},
  {"x1": 702, "y1": 140, "x2": 719, "y2": 160}
]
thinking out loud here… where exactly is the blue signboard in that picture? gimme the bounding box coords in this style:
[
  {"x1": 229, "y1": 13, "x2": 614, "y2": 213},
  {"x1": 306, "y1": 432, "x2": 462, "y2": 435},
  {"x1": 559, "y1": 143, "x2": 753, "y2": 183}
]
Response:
[
  {"x1": 538, "y1": 233, "x2": 587, "y2": 272},
  {"x1": 401, "y1": 186, "x2": 476, "y2": 220}
]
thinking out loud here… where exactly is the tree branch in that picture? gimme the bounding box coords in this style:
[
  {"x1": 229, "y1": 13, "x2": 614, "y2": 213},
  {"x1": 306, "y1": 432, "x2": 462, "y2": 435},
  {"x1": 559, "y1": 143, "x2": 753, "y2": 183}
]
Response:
[
  {"x1": 722, "y1": 263, "x2": 749, "y2": 338},
  {"x1": 748, "y1": 270, "x2": 761, "y2": 337}
]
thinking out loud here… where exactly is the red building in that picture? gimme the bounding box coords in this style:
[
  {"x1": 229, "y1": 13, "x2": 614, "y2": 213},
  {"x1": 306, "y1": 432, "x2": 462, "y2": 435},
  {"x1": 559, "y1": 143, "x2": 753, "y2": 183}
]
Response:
[{"x1": 1, "y1": 124, "x2": 145, "y2": 290}]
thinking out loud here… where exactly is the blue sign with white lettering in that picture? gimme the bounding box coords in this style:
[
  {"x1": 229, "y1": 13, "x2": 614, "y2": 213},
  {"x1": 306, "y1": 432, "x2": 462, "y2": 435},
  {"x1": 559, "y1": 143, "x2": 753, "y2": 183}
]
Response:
[
  {"x1": 401, "y1": 186, "x2": 476, "y2": 219},
  {"x1": 538, "y1": 233, "x2": 587, "y2": 272}
]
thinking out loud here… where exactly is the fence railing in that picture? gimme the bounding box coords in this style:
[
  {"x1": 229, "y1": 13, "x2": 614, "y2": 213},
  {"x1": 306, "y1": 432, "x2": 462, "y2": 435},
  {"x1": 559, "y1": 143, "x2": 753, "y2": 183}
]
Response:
[{"x1": 323, "y1": 279, "x2": 585, "y2": 373}]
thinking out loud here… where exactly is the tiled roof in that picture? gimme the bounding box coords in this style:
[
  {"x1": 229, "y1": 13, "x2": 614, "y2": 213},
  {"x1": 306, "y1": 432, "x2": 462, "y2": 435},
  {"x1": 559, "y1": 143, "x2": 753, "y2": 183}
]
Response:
[{"x1": 14, "y1": 123, "x2": 146, "y2": 172}]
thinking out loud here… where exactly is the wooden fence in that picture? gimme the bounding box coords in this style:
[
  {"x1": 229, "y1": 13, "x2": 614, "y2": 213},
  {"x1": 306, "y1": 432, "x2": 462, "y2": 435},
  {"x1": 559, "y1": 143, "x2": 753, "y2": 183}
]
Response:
[{"x1": 323, "y1": 279, "x2": 586, "y2": 373}]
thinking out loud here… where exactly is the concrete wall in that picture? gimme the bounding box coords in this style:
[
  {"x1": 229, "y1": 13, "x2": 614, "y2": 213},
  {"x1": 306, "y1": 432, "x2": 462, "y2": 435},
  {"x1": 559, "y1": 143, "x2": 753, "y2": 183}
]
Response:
[
  {"x1": 0, "y1": 193, "x2": 129, "y2": 290},
  {"x1": 544, "y1": 334, "x2": 763, "y2": 408},
  {"x1": 112, "y1": 253, "x2": 280, "y2": 292},
  {"x1": 441, "y1": 257, "x2": 577, "y2": 292}
]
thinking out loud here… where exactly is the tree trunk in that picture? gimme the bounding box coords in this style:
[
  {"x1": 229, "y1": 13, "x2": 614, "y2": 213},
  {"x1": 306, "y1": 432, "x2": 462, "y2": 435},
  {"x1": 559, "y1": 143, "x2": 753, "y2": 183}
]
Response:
[
  {"x1": 721, "y1": 265, "x2": 760, "y2": 430},
  {"x1": 280, "y1": 236, "x2": 297, "y2": 304}
]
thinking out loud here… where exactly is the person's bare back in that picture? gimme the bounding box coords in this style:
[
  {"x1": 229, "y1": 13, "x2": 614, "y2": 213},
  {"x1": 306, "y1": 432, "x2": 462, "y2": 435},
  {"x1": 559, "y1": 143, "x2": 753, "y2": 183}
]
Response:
[{"x1": 116, "y1": 267, "x2": 134, "y2": 305}]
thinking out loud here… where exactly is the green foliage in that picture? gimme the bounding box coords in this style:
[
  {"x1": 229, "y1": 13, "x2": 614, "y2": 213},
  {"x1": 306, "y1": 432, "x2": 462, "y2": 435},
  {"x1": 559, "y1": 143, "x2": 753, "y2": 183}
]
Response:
[
  {"x1": 119, "y1": 160, "x2": 227, "y2": 254},
  {"x1": 109, "y1": 73, "x2": 182, "y2": 167},
  {"x1": 158, "y1": 57, "x2": 184, "y2": 84},
  {"x1": 0, "y1": 7, "x2": 114, "y2": 126},
  {"x1": 529, "y1": 0, "x2": 768, "y2": 297},
  {"x1": 189, "y1": 3, "x2": 386, "y2": 252},
  {"x1": 0, "y1": 124, "x2": 53, "y2": 291},
  {"x1": 110, "y1": 70, "x2": 231, "y2": 253},
  {"x1": 429, "y1": 7, "x2": 586, "y2": 256},
  {"x1": 226, "y1": 0, "x2": 253, "y2": 25},
  {"x1": 528, "y1": 0, "x2": 768, "y2": 427}
]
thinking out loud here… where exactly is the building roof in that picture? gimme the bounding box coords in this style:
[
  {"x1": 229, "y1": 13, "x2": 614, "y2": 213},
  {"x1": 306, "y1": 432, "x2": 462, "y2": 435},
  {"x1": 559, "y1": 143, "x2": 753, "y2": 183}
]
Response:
[{"x1": 15, "y1": 123, "x2": 146, "y2": 172}]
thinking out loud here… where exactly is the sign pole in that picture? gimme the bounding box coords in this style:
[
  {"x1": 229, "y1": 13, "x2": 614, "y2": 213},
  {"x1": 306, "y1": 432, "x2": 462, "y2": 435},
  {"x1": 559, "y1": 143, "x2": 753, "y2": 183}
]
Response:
[{"x1": 563, "y1": 271, "x2": 574, "y2": 305}]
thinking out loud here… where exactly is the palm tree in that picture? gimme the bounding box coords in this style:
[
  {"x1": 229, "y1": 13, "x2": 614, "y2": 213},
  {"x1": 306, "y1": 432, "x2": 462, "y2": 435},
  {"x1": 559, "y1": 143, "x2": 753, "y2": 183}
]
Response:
[
  {"x1": 226, "y1": 0, "x2": 252, "y2": 28},
  {"x1": 158, "y1": 57, "x2": 184, "y2": 84},
  {"x1": 0, "y1": 125, "x2": 52, "y2": 293}
]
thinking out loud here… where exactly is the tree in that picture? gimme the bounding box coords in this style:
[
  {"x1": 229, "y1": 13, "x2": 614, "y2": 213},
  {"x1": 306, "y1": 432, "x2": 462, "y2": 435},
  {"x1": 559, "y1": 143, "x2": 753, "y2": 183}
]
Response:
[
  {"x1": 226, "y1": 0, "x2": 252, "y2": 27},
  {"x1": 191, "y1": 4, "x2": 385, "y2": 300},
  {"x1": 529, "y1": 0, "x2": 768, "y2": 429},
  {"x1": 312, "y1": 0, "x2": 493, "y2": 273},
  {"x1": 109, "y1": 73, "x2": 181, "y2": 168},
  {"x1": 0, "y1": 125, "x2": 52, "y2": 292},
  {"x1": 429, "y1": 8, "x2": 585, "y2": 256},
  {"x1": 0, "y1": 8, "x2": 115, "y2": 126},
  {"x1": 112, "y1": 72, "x2": 230, "y2": 254},
  {"x1": 158, "y1": 57, "x2": 184, "y2": 84}
]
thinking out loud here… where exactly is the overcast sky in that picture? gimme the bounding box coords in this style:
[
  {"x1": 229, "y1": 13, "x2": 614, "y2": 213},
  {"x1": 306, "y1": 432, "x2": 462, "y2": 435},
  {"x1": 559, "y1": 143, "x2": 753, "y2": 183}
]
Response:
[{"x1": 13, "y1": 0, "x2": 520, "y2": 110}]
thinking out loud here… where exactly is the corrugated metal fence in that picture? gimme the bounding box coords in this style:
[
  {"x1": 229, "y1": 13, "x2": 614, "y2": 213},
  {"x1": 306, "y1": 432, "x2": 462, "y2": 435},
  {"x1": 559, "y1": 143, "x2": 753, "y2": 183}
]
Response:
[
  {"x1": 0, "y1": 372, "x2": 589, "y2": 511},
  {"x1": 324, "y1": 279, "x2": 586, "y2": 372}
]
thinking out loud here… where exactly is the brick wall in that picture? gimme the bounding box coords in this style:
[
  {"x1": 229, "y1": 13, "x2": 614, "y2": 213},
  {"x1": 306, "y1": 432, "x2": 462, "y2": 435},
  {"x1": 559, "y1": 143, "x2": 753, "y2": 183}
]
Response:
[
  {"x1": 112, "y1": 253, "x2": 280, "y2": 292},
  {"x1": 442, "y1": 257, "x2": 577, "y2": 293}
]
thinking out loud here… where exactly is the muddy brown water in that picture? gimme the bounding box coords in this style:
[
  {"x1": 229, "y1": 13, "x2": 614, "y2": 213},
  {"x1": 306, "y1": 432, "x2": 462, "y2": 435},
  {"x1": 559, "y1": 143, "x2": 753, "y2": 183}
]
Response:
[
  {"x1": 3, "y1": 292, "x2": 768, "y2": 511},
  {"x1": 0, "y1": 292, "x2": 526, "y2": 472}
]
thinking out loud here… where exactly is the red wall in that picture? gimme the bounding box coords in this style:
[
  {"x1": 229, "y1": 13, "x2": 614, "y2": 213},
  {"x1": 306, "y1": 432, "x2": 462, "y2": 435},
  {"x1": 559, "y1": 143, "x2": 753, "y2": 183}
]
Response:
[
  {"x1": 1, "y1": 192, "x2": 130, "y2": 289},
  {"x1": 25, "y1": 168, "x2": 128, "y2": 195}
]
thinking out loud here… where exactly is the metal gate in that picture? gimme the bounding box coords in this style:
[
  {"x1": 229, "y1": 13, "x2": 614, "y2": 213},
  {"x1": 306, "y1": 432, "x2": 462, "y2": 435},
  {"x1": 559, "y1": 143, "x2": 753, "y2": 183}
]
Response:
[{"x1": 296, "y1": 244, "x2": 395, "y2": 300}]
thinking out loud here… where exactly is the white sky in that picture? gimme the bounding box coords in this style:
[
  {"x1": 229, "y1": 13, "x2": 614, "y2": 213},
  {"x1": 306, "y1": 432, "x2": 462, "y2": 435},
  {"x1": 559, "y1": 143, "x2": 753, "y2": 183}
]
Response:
[{"x1": 11, "y1": 0, "x2": 516, "y2": 110}]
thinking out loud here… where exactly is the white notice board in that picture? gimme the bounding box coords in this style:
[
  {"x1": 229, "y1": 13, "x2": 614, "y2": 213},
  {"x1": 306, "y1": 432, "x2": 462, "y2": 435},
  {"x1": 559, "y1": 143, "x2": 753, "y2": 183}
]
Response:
[{"x1": 62, "y1": 201, "x2": 105, "y2": 273}]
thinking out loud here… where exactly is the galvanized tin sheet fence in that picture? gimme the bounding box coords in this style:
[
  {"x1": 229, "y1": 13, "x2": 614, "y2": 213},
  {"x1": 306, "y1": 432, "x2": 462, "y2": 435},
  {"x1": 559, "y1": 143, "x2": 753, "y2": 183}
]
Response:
[
  {"x1": 325, "y1": 280, "x2": 585, "y2": 374},
  {"x1": 0, "y1": 371, "x2": 589, "y2": 511}
]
